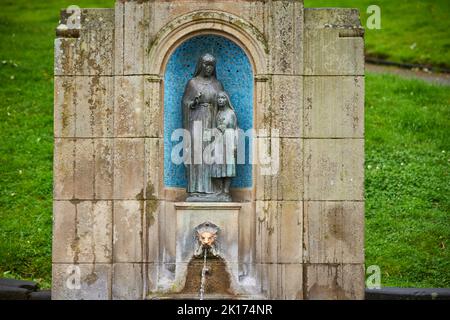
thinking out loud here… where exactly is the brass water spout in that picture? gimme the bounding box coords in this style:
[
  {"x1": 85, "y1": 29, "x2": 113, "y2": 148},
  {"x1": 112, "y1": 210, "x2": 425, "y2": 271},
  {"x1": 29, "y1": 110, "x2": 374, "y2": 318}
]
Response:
[{"x1": 193, "y1": 221, "x2": 220, "y2": 257}]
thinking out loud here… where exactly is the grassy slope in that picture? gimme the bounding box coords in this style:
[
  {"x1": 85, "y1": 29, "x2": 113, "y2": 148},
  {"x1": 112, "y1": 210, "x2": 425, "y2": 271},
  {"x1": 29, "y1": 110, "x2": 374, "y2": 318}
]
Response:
[
  {"x1": 305, "y1": 0, "x2": 450, "y2": 69},
  {"x1": 0, "y1": 1, "x2": 449, "y2": 288},
  {"x1": 365, "y1": 73, "x2": 449, "y2": 287}
]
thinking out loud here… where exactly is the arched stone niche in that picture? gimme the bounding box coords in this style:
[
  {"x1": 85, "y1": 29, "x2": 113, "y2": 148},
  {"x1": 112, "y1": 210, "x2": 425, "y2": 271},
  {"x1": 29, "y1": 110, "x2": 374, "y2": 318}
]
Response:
[
  {"x1": 163, "y1": 34, "x2": 254, "y2": 190},
  {"x1": 148, "y1": 10, "x2": 270, "y2": 204}
]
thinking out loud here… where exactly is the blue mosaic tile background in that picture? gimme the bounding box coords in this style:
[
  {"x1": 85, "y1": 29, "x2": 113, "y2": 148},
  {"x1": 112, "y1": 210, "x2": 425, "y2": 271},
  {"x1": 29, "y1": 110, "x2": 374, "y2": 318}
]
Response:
[{"x1": 164, "y1": 35, "x2": 253, "y2": 188}]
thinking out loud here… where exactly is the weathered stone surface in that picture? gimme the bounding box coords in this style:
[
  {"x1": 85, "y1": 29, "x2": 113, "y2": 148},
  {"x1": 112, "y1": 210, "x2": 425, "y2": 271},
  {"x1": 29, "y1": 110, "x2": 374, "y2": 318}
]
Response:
[
  {"x1": 113, "y1": 138, "x2": 145, "y2": 199},
  {"x1": 268, "y1": 1, "x2": 304, "y2": 75},
  {"x1": 256, "y1": 201, "x2": 302, "y2": 264},
  {"x1": 304, "y1": 139, "x2": 364, "y2": 200},
  {"x1": 280, "y1": 139, "x2": 303, "y2": 200},
  {"x1": 259, "y1": 263, "x2": 303, "y2": 299},
  {"x1": 114, "y1": 76, "x2": 161, "y2": 138},
  {"x1": 113, "y1": 200, "x2": 144, "y2": 262},
  {"x1": 145, "y1": 138, "x2": 162, "y2": 200},
  {"x1": 74, "y1": 139, "x2": 94, "y2": 199},
  {"x1": 54, "y1": 76, "x2": 114, "y2": 138},
  {"x1": 53, "y1": 201, "x2": 112, "y2": 264},
  {"x1": 55, "y1": 139, "x2": 113, "y2": 200},
  {"x1": 304, "y1": 7, "x2": 362, "y2": 28},
  {"x1": 54, "y1": 138, "x2": 74, "y2": 200},
  {"x1": 118, "y1": 1, "x2": 268, "y2": 75},
  {"x1": 112, "y1": 263, "x2": 143, "y2": 300},
  {"x1": 54, "y1": 77, "x2": 76, "y2": 137},
  {"x1": 114, "y1": 1, "x2": 124, "y2": 75},
  {"x1": 94, "y1": 139, "x2": 114, "y2": 199},
  {"x1": 144, "y1": 77, "x2": 162, "y2": 137},
  {"x1": 158, "y1": 201, "x2": 176, "y2": 265},
  {"x1": 238, "y1": 202, "x2": 255, "y2": 266},
  {"x1": 304, "y1": 9, "x2": 364, "y2": 75},
  {"x1": 145, "y1": 200, "x2": 160, "y2": 263},
  {"x1": 114, "y1": 76, "x2": 146, "y2": 137},
  {"x1": 257, "y1": 76, "x2": 303, "y2": 138},
  {"x1": 255, "y1": 138, "x2": 303, "y2": 200},
  {"x1": 123, "y1": 2, "x2": 151, "y2": 75},
  {"x1": 304, "y1": 76, "x2": 364, "y2": 138},
  {"x1": 55, "y1": 9, "x2": 114, "y2": 76},
  {"x1": 304, "y1": 201, "x2": 364, "y2": 264},
  {"x1": 305, "y1": 264, "x2": 365, "y2": 300},
  {"x1": 75, "y1": 76, "x2": 114, "y2": 137},
  {"x1": 52, "y1": 263, "x2": 111, "y2": 300},
  {"x1": 52, "y1": 201, "x2": 76, "y2": 263},
  {"x1": 150, "y1": 0, "x2": 267, "y2": 41},
  {"x1": 145, "y1": 263, "x2": 161, "y2": 294}
]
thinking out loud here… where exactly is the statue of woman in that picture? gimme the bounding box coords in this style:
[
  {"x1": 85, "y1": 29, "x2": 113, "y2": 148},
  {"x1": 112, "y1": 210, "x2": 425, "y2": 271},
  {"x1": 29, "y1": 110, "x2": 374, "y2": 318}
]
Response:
[{"x1": 182, "y1": 53, "x2": 224, "y2": 201}]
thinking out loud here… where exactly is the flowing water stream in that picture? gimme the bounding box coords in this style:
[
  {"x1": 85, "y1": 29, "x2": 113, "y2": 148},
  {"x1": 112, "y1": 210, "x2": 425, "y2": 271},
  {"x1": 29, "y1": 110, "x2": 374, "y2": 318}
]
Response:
[{"x1": 199, "y1": 248, "x2": 208, "y2": 300}]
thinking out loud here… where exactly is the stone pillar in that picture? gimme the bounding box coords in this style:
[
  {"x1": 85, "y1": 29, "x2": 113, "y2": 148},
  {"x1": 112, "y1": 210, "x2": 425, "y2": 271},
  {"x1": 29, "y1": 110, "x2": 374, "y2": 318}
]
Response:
[
  {"x1": 302, "y1": 8, "x2": 365, "y2": 299},
  {"x1": 53, "y1": 8, "x2": 115, "y2": 300}
]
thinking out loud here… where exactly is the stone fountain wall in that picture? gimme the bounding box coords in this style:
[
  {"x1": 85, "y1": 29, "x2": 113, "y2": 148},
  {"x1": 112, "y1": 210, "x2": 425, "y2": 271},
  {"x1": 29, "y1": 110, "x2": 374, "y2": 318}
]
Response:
[{"x1": 53, "y1": 0, "x2": 365, "y2": 300}]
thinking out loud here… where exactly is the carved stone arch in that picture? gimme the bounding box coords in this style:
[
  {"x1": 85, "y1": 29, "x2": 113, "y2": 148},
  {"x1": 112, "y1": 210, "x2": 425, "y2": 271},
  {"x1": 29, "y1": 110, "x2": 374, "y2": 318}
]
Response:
[
  {"x1": 155, "y1": 10, "x2": 270, "y2": 202},
  {"x1": 147, "y1": 10, "x2": 269, "y2": 76}
]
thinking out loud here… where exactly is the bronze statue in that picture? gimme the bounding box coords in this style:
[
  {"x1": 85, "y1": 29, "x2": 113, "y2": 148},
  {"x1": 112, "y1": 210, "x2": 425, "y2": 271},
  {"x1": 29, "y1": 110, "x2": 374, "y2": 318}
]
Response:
[
  {"x1": 181, "y1": 54, "x2": 237, "y2": 202},
  {"x1": 211, "y1": 91, "x2": 237, "y2": 202}
]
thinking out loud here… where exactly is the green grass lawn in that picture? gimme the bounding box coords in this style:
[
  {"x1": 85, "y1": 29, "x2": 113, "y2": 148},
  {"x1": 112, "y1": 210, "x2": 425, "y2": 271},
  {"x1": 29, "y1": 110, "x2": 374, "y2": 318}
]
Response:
[
  {"x1": 305, "y1": 0, "x2": 450, "y2": 69},
  {"x1": 0, "y1": 1, "x2": 449, "y2": 289}
]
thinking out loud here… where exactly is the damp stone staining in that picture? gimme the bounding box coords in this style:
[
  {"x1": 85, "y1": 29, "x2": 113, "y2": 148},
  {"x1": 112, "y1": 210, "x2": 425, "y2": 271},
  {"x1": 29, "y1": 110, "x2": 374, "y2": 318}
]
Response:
[{"x1": 53, "y1": 0, "x2": 365, "y2": 300}]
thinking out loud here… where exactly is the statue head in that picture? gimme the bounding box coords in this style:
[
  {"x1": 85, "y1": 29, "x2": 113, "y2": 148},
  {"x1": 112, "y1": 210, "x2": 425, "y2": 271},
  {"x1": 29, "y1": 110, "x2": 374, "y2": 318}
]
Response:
[
  {"x1": 216, "y1": 91, "x2": 234, "y2": 111},
  {"x1": 194, "y1": 53, "x2": 217, "y2": 78}
]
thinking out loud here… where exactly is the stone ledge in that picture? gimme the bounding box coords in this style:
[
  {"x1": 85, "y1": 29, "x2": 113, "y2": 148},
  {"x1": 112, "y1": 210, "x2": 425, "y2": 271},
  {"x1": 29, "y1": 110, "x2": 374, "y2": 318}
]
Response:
[
  {"x1": 304, "y1": 8, "x2": 362, "y2": 29},
  {"x1": 174, "y1": 202, "x2": 243, "y2": 210}
]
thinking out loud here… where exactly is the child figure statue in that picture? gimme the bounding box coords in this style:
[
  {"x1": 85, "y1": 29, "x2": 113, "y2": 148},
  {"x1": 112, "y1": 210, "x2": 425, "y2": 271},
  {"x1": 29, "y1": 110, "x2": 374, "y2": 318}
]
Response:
[{"x1": 211, "y1": 91, "x2": 237, "y2": 202}]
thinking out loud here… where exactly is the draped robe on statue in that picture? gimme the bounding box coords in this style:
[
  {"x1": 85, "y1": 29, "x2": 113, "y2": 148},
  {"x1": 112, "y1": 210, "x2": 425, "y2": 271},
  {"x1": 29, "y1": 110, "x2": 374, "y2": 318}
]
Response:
[{"x1": 182, "y1": 77, "x2": 224, "y2": 194}]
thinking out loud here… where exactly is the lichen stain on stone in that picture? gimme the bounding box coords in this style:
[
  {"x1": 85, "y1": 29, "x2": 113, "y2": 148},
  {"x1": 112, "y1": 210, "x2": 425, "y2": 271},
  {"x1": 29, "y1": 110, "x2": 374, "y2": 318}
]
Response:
[
  {"x1": 102, "y1": 243, "x2": 112, "y2": 260},
  {"x1": 60, "y1": 78, "x2": 75, "y2": 134},
  {"x1": 135, "y1": 188, "x2": 144, "y2": 200},
  {"x1": 71, "y1": 202, "x2": 81, "y2": 264},
  {"x1": 70, "y1": 237, "x2": 81, "y2": 264},
  {"x1": 257, "y1": 203, "x2": 276, "y2": 236},
  {"x1": 145, "y1": 181, "x2": 156, "y2": 200},
  {"x1": 145, "y1": 200, "x2": 158, "y2": 228},
  {"x1": 85, "y1": 271, "x2": 98, "y2": 285},
  {"x1": 328, "y1": 206, "x2": 344, "y2": 241},
  {"x1": 96, "y1": 144, "x2": 113, "y2": 184},
  {"x1": 70, "y1": 198, "x2": 82, "y2": 205},
  {"x1": 59, "y1": 39, "x2": 73, "y2": 74}
]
